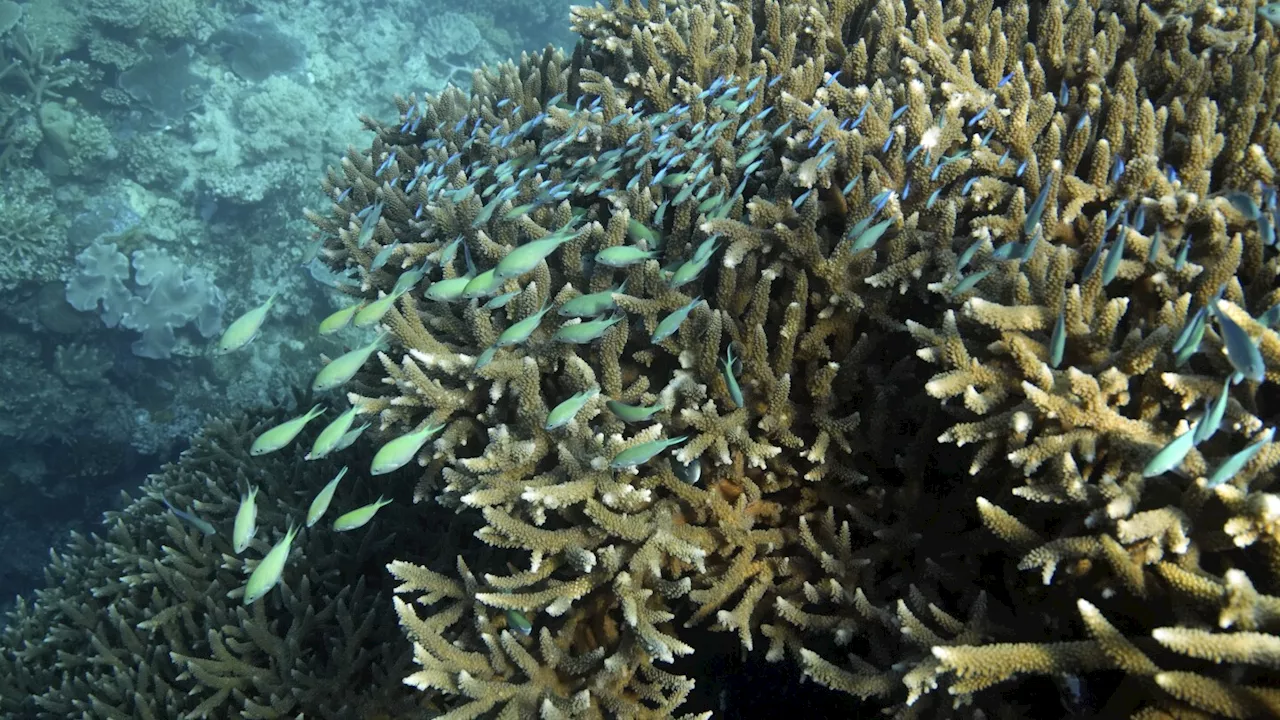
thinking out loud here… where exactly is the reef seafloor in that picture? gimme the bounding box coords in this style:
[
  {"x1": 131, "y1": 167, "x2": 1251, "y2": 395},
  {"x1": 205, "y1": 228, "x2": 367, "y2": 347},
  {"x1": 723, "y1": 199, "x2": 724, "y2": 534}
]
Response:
[{"x1": 4, "y1": 0, "x2": 1280, "y2": 718}]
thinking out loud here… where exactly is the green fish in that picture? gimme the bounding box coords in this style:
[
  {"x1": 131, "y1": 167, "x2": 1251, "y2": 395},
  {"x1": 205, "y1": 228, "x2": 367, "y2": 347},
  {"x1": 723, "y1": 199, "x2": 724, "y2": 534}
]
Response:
[
  {"x1": 1192, "y1": 377, "x2": 1231, "y2": 446},
  {"x1": 307, "y1": 406, "x2": 361, "y2": 460},
  {"x1": 651, "y1": 297, "x2": 702, "y2": 343},
  {"x1": 160, "y1": 496, "x2": 216, "y2": 536},
  {"x1": 462, "y1": 268, "x2": 504, "y2": 299},
  {"x1": 545, "y1": 387, "x2": 600, "y2": 430},
  {"x1": 1142, "y1": 424, "x2": 1199, "y2": 478},
  {"x1": 1259, "y1": 2, "x2": 1280, "y2": 27},
  {"x1": 483, "y1": 289, "x2": 522, "y2": 310},
  {"x1": 318, "y1": 302, "x2": 363, "y2": 335},
  {"x1": 391, "y1": 260, "x2": 431, "y2": 297},
  {"x1": 370, "y1": 422, "x2": 446, "y2": 476},
  {"x1": 495, "y1": 303, "x2": 554, "y2": 348},
  {"x1": 370, "y1": 239, "x2": 400, "y2": 272},
  {"x1": 334, "y1": 422, "x2": 370, "y2": 453},
  {"x1": 1212, "y1": 302, "x2": 1266, "y2": 383},
  {"x1": 242, "y1": 523, "x2": 300, "y2": 605},
  {"x1": 250, "y1": 404, "x2": 326, "y2": 456},
  {"x1": 606, "y1": 398, "x2": 664, "y2": 424},
  {"x1": 626, "y1": 219, "x2": 660, "y2": 248},
  {"x1": 352, "y1": 290, "x2": 403, "y2": 328},
  {"x1": 668, "y1": 251, "x2": 716, "y2": 289},
  {"x1": 505, "y1": 608, "x2": 533, "y2": 636},
  {"x1": 306, "y1": 466, "x2": 348, "y2": 528},
  {"x1": 611, "y1": 435, "x2": 689, "y2": 469},
  {"x1": 425, "y1": 275, "x2": 473, "y2": 302},
  {"x1": 475, "y1": 345, "x2": 499, "y2": 369},
  {"x1": 558, "y1": 283, "x2": 624, "y2": 318},
  {"x1": 232, "y1": 485, "x2": 259, "y2": 554},
  {"x1": 1205, "y1": 427, "x2": 1276, "y2": 488},
  {"x1": 595, "y1": 246, "x2": 658, "y2": 268},
  {"x1": 494, "y1": 233, "x2": 577, "y2": 280},
  {"x1": 311, "y1": 333, "x2": 388, "y2": 392},
  {"x1": 552, "y1": 314, "x2": 625, "y2": 344},
  {"x1": 356, "y1": 201, "x2": 384, "y2": 248},
  {"x1": 950, "y1": 267, "x2": 993, "y2": 297},
  {"x1": 721, "y1": 346, "x2": 744, "y2": 408},
  {"x1": 332, "y1": 496, "x2": 394, "y2": 532},
  {"x1": 849, "y1": 218, "x2": 894, "y2": 252},
  {"x1": 217, "y1": 293, "x2": 277, "y2": 353},
  {"x1": 1049, "y1": 308, "x2": 1066, "y2": 369}
]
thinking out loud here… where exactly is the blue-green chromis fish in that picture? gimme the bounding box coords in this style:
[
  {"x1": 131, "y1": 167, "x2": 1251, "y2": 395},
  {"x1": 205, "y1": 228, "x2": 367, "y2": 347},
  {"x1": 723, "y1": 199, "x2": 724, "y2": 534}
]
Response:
[
  {"x1": 1023, "y1": 173, "x2": 1054, "y2": 236},
  {"x1": 352, "y1": 290, "x2": 404, "y2": 328},
  {"x1": 250, "y1": 404, "x2": 326, "y2": 456},
  {"x1": 475, "y1": 345, "x2": 498, "y2": 369},
  {"x1": 318, "y1": 302, "x2": 363, "y2": 335},
  {"x1": 333, "y1": 496, "x2": 394, "y2": 532},
  {"x1": 595, "y1": 246, "x2": 658, "y2": 268},
  {"x1": 505, "y1": 608, "x2": 533, "y2": 636},
  {"x1": 849, "y1": 218, "x2": 893, "y2": 252},
  {"x1": 1192, "y1": 376, "x2": 1232, "y2": 446},
  {"x1": 668, "y1": 252, "x2": 714, "y2": 289},
  {"x1": 545, "y1": 387, "x2": 600, "y2": 430},
  {"x1": 391, "y1": 260, "x2": 431, "y2": 297},
  {"x1": 553, "y1": 314, "x2": 625, "y2": 344},
  {"x1": 312, "y1": 333, "x2": 389, "y2": 392},
  {"x1": 462, "y1": 268, "x2": 504, "y2": 299},
  {"x1": 242, "y1": 523, "x2": 300, "y2": 605},
  {"x1": 495, "y1": 303, "x2": 554, "y2": 348},
  {"x1": 606, "y1": 398, "x2": 664, "y2": 423},
  {"x1": 217, "y1": 293, "x2": 277, "y2": 353},
  {"x1": 626, "y1": 218, "x2": 659, "y2": 248},
  {"x1": 1212, "y1": 302, "x2": 1266, "y2": 382},
  {"x1": 334, "y1": 422, "x2": 370, "y2": 453},
  {"x1": 161, "y1": 496, "x2": 216, "y2": 535},
  {"x1": 233, "y1": 485, "x2": 259, "y2": 554},
  {"x1": 425, "y1": 275, "x2": 473, "y2": 302},
  {"x1": 950, "y1": 267, "x2": 993, "y2": 297},
  {"x1": 370, "y1": 239, "x2": 400, "y2": 272},
  {"x1": 558, "y1": 284, "x2": 624, "y2": 318},
  {"x1": 611, "y1": 435, "x2": 689, "y2": 469},
  {"x1": 1142, "y1": 424, "x2": 1199, "y2": 478},
  {"x1": 1260, "y1": 3, "x2": 1280, "y2": 27},
  {"x1": 356, "y1": 201, "x2": 384, "y2": 248},
  {"x1": 306, "y1": 466, "x2": 348, "y2": 528},
  {"x1": 483, "y1": 290, "x2": 521, "y2": 310},
  {"x1": 307, "y1": 406, "x2": 361, "y2": 460},
  {"x1": 1049, "y1": 308, "x2": 1066, "y2": 369},
  {"x1": 370, "y1": 422, "x2": 446, "y2": 476},
  {"x1": 494, "y1": 233, "x2": 577, "y2": 280},
  {"x1": 651, "y1": 297, "x2": 702, "y2": 343},
  {"x1": 1205, "y1": 427, "x2": 1275, "y2": 488},
  {"x1": 722, "y1": 346, "x2": 744, "y2": 408}
]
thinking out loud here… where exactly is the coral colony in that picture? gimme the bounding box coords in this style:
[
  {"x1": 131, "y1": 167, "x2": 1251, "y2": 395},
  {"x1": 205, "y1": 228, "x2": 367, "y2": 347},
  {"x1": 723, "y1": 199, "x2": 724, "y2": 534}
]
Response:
[{"x1": 5, "y1": 0, "x2": 1280, "y2": 717}]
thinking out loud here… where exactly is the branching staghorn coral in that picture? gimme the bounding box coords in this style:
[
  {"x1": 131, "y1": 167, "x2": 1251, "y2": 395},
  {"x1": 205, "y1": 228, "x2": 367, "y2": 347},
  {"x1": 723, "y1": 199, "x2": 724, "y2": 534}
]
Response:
[
  {"x1": 298, "y1": 0, "x2": 1280, "y2": 715},
  {"x1": 0, "y1": 408, "x2": 463, "y2": 719},
  {"x1": 6, "y1": 0, "x2": 1274, "y2": 716}
]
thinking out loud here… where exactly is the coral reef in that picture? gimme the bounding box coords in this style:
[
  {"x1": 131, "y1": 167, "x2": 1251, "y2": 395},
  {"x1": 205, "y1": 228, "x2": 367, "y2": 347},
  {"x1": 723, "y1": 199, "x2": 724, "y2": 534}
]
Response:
[
  {"x1": 293, "y1": 0, "x2": 1280, "y2": 716},
  {"x1": 0, "y1": 406, "x2": 467, "y2": 718},
  {"x1": 65, "y1": 240, "x2": 226, "y2": 359}
]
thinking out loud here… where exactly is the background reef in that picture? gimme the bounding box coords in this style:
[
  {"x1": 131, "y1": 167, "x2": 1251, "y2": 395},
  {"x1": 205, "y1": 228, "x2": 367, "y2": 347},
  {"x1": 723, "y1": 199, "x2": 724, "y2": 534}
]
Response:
[
  {"x1": 0, "y1": 0, "x2": 574, "y2": 605},
  {"x1": 4, "y1": 0, "x2": 1280, "y2": 718}
]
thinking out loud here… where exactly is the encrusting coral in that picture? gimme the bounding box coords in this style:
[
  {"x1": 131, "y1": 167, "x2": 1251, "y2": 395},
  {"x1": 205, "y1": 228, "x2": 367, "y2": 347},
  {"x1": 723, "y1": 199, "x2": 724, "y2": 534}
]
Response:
[
  {"x1": 0, "y1": 406, "x2": 466, "y2": 718},
  {"x1": 4, "y1": 0, "x2": 1280, "y2": 717},
  {"x1": 297, "y1": 0, "x2": 1280, "y2": 715}
]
